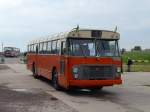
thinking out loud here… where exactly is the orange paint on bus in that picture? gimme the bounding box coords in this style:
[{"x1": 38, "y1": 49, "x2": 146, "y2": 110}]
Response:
[{"x1": 27, "y1": 54, "x2": 122, "y2": 89}]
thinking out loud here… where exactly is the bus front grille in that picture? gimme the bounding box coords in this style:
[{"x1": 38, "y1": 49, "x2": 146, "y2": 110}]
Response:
[{"x1": 78, "y1": 65, "x2": 116, "y2": 80}]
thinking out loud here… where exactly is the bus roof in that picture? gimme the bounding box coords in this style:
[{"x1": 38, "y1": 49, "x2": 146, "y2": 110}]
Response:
[
  {"x1": 28, "y1": 29, "x2": 120, "y2": 45},
  {"x1": 4, "y1": 47, "x2": 19, "y2": 49}
]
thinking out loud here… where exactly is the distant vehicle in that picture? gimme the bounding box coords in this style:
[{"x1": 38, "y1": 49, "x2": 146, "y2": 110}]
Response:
[
  {"x1": 27, "y1": 28, "x2": 122, "y2": 90},
  {"x1": 4, "y1": 47, "x2": 20, "y2": 57}
]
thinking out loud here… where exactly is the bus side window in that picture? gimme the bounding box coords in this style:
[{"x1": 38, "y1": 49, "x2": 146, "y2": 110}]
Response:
[
  {"x1": 31, "y1": 45, "x2": 33, "y2": 53},
  {"x1": 52, "y1": 40, "x2": 57, "y2": 54},
  {"x1": 47, "y1": 41, "x2": 51, "y2": 54},
  {"x1": 32, "y1": 44, "x2": 35, "y2": 53},
  {"x1": 43, "y1": 42, "x2": 47, "y2": 54},
  {"x1": 27, "y1": 45, "x2": 29, "y2": 52},
  {"x1": 61, "y1": 41, "x2": 66, "y2": 55},
  {"x1": 39, "y1": 43, "x2": 43, "y2": 54},
  {"x1": 32, "y1": 45, "x2": 34, "y2": 53},
  {"x1": 57, "y1": 40, "x2": 60, "y2": 54},
  {"x1": 36, "y1": 45, "x2": 38, "y2": 54},
  {"x1": 29, "y1": 45, "x2": 31, "y2": 53},
  {"x1": 33, "y1": 44, "x2": 36, "y2": 53}
]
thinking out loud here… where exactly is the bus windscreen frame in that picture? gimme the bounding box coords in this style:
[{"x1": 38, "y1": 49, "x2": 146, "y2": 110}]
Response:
[{"x1": 67, "y1": 38, "x2": 120, "y2": 57}]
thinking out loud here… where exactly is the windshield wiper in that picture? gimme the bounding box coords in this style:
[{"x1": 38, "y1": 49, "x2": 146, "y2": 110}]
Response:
[
  {"x1": 96, "y1": 40, "x2": 106, "y2": 57},
  {"x1": 78, "y1": 43, "x2": 87, "y2": 58}
]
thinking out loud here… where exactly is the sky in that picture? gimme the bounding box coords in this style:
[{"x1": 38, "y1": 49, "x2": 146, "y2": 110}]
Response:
[{"x1": 0, "y1": 0, "x2": 150, "y2": 51}]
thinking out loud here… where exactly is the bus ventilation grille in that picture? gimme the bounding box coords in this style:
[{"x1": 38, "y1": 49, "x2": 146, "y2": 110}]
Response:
[{"x1": 78, "y1": 65, "x2": 116, "y2": 80}]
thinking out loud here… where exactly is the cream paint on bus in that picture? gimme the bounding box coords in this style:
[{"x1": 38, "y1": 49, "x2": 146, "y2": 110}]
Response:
[
  {"x1": 28, "y1": 29, "x2": 120, "y2": 46},
  {"x1": 67, "y1": 30, "x2": 120, "y2": 40}
]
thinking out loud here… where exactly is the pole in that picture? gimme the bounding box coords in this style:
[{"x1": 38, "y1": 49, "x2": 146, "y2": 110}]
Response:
[
  {"x1": 2, "y1": 42, "x2": 3, "y2": 52},
  {"x1": 1, "y1": 42, "x2": 5, "y2": 63}
]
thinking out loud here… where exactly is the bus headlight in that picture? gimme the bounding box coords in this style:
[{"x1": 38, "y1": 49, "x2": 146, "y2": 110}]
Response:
[
  {"x1": 116, "y1": 67, "x2": 121, "y2": 78},
  {"x1": 72, "y1": 67, "x2": 79, "y2": 79},
  {"x1": 117, "y1": 67, "x2": 121, "y2": 73}
]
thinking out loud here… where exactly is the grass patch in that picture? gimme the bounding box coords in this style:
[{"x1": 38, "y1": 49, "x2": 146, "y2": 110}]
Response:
[
  {"x1": 142, "y1": 85, "x2": 150, "y2": 87},
  {"x1": 123, "y1": 64, "x2": 150, "y2": 72},
  {"x1": 122, "y1": 51, "x2": 150, "y2": 64},
  {"x1": 122, "y1": 51, "x2": 150, "y2": 72}
]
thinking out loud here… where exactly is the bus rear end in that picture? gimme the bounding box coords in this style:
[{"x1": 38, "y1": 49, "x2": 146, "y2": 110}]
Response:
[{"x1": 63, "y1": 30, "x2": 122, "y2": 89}]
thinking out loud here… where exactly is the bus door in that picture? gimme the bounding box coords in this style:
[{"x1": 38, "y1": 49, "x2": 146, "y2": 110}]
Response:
[
  {"x1": 35, "y1": 44, "x2": 39, "y2": 69},
  {"x1": 59, "y1": 41, "x2": 68, "y2": 88}
]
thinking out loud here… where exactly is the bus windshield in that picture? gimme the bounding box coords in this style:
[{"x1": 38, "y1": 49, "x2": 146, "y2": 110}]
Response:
[
  {"x1": 68, "y1": 38, "x2": 120, "y2": 57},
  {"x1": 4, "y1": 47, "x2": 13, "y2": 51}
]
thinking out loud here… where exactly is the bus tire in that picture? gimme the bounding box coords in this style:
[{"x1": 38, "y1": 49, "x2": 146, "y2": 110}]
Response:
[
  {"x1": 52, "y1": 69, "x2": 61, "y2": 90},
  {"x1": 90, "y1": 87, "x2": 103, "y2": 92},
  {"x1": 32, "y1": 64, "x2": 39, "y2": 79}
]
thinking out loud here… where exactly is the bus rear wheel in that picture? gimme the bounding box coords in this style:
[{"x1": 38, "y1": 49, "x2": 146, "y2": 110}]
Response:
[
  {"x1": 52, "y1": 69, "x2": 61, "y2": 90},
  {"x1": 32, "y1": 64, "x2": 39, "y2": 79}
]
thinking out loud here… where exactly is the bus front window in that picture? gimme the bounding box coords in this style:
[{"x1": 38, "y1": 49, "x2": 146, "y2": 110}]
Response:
[
  {"x1": 96, "y1": 40, "x2": 120, "y2": 57},
  {"x1": 69, "y1": 39, "x2": 95, "y2": 56},
  {"x1": 68, "y1": 39, "x2": 120, "y2": 57}
]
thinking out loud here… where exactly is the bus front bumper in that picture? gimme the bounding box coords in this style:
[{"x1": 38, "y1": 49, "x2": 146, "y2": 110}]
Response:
[{"x1": 69, "y1": 79, "x2": 122, "y2": 89}]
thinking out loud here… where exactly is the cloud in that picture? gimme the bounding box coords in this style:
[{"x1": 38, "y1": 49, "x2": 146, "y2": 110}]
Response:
[
  {"x1": 0, "y1": 0, "x2": 23, "y2": 9},
  {"x1": 0, "y1": 0, "x2": 150, "y2": 51}
]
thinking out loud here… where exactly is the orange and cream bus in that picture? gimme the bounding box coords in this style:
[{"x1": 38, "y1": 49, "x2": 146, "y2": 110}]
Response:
[{"x1": 27, "y1": 28, "x2": 122, "y2": 90}]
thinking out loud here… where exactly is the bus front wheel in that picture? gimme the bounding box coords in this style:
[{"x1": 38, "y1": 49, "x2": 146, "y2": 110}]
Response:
[
  {"x1": 90, "y1": 87, "x2": 103, "y2": 92},
  {"x1": 52, "y1": 69, "x2": 61, "y2": 90},
  {"x1": 32, "y1": 64, "x2": 39, "y2": 79}
]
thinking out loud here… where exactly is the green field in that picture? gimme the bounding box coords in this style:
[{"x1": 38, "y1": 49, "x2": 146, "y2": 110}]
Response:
[{"x1": 122, "y1": 51, "x2": 150, "y2": 72}]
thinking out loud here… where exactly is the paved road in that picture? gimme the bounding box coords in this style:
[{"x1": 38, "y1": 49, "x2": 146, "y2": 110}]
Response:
[
  {"x1": 3, "y1": 57, "x2": 21, "y2": 64},
  {"x1": 0, "y1": 58, "x2": 150, "y2": 112},
  {"x1": 0, "y1": 64, "x2": 77, "y2": 112}
]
